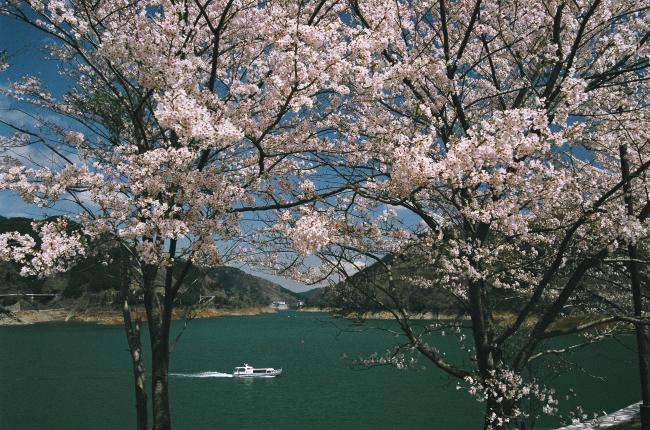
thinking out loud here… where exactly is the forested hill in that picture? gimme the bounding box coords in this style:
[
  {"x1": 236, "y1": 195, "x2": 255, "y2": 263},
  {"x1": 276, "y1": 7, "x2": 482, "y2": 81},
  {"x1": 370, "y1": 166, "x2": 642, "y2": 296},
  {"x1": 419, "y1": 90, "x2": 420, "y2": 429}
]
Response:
[
  {"x1": 298, "y1": 254, "x2": 528, "y2": 316},
  {"x1": 0, "y1": 216, "x2": 301, "y2": 309},
  {"x1": 294, "y1": 287, "x2": 323, "y2": 302},
  {"x1": 183, "y1": 266, "x2": 302, "y2": 307},
  {"x1": 296, "y1": 253, "x2": 463, "y2": 314}
]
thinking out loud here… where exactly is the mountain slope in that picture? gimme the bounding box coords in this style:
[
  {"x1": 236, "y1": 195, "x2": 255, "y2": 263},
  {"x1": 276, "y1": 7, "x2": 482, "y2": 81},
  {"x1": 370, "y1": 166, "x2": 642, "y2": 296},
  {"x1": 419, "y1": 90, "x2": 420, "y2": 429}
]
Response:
[
  {"x1": 302, "y1": 254, "x2": 464, "y2": 314},
  {"x1": 0, "y1": 217, "x2": 299, "y2": 309},
  {"x1": 178, "y1": 266, "x2": 301, "y2": 307}
]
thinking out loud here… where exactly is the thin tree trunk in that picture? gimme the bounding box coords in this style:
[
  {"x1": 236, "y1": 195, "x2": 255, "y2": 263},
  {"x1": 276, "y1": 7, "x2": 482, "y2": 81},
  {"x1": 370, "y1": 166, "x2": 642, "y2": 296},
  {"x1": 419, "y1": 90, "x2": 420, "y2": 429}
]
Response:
[
  {"x1": 468, "y1": 281, "x2": 503, "y2": 430},
  {"x1": 120, "y1": 249, "x2": 148, "y2": 430},
  {"x1": 619, "y1": 144, "x2": 650, "y2": 430},
  {"x1": 469, "y1": 281, "x2": 494, "y2": 379},
  {"x1": 123, "y1": 302, "x2": 148, "y2": 430},
  {"x1": 465, "y1": 221, "x2": 500, "y2": 429},
  {"x1": 627, "y1": 242, "x2": 650, "y2": 428}
]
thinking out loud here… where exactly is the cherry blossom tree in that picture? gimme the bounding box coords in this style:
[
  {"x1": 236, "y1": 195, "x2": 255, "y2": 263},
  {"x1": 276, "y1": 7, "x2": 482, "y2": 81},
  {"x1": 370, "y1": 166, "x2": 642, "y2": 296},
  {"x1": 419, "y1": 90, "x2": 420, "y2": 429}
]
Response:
[
  {"x1": 268, "y1": 1, "x2": 650, "y2": 428},
  {"x1": 0, "y1": 1, "x2": 353, "y2": 429},
  {"x1": 2, "y1": 1, "x2": 649, "y2": 429}
]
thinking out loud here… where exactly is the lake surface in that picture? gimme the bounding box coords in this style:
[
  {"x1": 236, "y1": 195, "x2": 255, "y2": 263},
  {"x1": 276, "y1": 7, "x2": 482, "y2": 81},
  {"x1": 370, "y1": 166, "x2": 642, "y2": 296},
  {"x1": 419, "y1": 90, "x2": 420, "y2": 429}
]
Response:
[{"x1": 0, "y1": 311, "x2": 640, "y2": 429}]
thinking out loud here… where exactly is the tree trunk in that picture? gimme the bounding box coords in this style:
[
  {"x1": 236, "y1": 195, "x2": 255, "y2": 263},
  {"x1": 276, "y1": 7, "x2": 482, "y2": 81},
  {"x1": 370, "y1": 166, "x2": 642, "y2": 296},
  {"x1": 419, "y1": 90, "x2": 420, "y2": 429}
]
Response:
[
  {"x1": 620, "y1": 144, "x2": 650, "y2": 430},
  {"x1": 142, "y1": 239, "x2": 193, "y2": 430},
  {"x1": 469, "y1": 282, "x2": 502, "y2": 430},
  {"x1": 151, "y1": 329, "x2": 172, "y2": 430},
  {"x1": 628, "y1": 243, "x2": 650, "y2": 429},
  {"x1": 123, "y1": 303, "x2": 148, "y2": 430},
  {"x1": 144, "y1": 282, "x2": 173, "y2": 430},
  {"x1": 120, "y1": 250, "x2": 148, "y2": 430}
]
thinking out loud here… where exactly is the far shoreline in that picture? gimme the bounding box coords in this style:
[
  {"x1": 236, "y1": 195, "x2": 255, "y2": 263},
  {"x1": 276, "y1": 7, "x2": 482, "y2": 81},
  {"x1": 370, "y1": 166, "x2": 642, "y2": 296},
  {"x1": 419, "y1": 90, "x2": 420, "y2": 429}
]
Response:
[
  {"x1": 0, "y1": 307, "x2": 463, "y2": 326},
  {"x1": 0, "y1": 306, "x2": 280, "y2": 326},
  {"x1": 1, "y1": 308, "x2": 613, "y2": 335}
]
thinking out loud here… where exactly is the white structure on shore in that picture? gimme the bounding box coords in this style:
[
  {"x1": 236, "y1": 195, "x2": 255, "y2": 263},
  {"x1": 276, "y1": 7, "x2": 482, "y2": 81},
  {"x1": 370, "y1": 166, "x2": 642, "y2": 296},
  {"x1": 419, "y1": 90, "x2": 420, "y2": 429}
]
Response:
[{"x1": 270, "y1": 301, "x2": 288, "y2": 310}]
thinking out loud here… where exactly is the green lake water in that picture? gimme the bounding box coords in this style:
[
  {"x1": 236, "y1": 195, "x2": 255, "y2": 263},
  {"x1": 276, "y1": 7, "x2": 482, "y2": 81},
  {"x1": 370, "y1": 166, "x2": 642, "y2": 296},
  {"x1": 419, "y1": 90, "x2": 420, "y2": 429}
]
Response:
[{"x1": 0, "y1": 311, "x2": 640, "y2": 429}]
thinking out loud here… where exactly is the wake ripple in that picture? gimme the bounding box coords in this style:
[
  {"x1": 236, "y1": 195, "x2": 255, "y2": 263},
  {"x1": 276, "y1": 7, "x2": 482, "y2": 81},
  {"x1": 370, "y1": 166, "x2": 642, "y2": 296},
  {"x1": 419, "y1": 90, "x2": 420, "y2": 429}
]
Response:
[{"x1": 170, "y1": 371, "x2": 233, "y2": 378}]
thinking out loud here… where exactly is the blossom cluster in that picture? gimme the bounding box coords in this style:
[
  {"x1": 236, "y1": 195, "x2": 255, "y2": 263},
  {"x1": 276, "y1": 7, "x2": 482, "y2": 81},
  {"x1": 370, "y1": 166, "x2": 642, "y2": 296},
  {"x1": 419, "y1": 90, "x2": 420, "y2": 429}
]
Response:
[
  {"x1": 461, "y1": 368, "x2": 559, "y2": 429},
  {"x1": 0, "y1": 219, "x2": 85, "y2": 277}
]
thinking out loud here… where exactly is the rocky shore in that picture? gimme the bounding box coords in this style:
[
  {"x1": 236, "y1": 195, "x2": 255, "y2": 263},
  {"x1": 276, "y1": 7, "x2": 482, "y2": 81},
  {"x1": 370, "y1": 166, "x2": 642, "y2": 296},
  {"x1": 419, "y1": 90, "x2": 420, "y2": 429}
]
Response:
[
  {"x1": 337, "y1": 310, "x2": 471, "y2": 320},
  {"x1": 0, "y1": 306, "x2": 278, "y2": 326}
]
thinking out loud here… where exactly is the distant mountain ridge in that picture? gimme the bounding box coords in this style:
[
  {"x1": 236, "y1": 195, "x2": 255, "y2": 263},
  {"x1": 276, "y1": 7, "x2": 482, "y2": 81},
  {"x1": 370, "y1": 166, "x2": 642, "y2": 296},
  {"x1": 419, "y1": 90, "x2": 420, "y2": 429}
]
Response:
[{"x1": 0, "y1": 216, "x2": 301, "y2": 310}]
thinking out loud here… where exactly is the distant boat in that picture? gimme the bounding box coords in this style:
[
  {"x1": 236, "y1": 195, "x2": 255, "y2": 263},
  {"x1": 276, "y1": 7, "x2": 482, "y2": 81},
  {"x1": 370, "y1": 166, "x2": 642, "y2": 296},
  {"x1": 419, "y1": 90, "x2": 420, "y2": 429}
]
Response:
[{"x1": 233, "y1": 363, "x2": 282, "y2": 378}]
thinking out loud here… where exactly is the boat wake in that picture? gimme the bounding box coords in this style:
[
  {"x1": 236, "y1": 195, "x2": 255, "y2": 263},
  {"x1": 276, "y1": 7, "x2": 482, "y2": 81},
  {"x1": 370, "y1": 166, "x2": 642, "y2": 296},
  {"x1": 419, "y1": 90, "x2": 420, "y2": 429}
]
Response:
[{"x1": 170, "y1": 371, "x2": 233, "y2": 378}]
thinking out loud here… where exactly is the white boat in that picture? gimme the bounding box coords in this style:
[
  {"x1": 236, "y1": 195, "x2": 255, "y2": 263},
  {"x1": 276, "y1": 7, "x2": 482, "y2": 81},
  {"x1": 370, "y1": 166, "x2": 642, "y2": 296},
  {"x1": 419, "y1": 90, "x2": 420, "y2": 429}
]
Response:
[{"x1": 233, "y1": 363, "x2": 282, "y2": 378}]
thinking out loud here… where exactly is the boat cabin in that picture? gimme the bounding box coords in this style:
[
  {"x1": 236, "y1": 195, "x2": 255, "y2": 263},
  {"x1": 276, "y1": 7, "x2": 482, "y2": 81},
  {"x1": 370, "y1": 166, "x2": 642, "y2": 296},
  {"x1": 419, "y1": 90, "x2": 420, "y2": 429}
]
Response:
[{"x1": 233, "y1": 363, "x2": 282, "y2": 377}]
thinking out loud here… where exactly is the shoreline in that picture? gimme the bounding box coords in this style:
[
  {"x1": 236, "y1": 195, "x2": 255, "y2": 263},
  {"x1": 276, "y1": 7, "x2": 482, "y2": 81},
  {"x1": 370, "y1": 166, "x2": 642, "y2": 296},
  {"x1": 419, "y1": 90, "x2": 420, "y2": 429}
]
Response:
[
  {"x1": 0, "y1": 307, "x2": 484, "y2": 325},
  {"x1": 334, "y1": 310, "x2": 471, "y2": 320},
  {"x1": 0, "y1": 306, "x2": 278, "y2": 326},
  {"x1": 298, "y1": 307, "x2": 465, "y2": 319},
  {"x1": 1, "y1": 307, "x2": 617, "y2": 331},
  {"x1": 299, "y1": 310, "x2": 618, "y2": 335}
]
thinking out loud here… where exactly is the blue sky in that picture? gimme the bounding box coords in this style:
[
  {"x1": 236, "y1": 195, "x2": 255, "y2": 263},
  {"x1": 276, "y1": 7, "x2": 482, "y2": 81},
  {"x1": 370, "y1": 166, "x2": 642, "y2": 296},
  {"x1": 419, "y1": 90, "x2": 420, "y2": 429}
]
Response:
[
  {"x1": 0, "y1": 15, "x2": 70, "y2": 219},
  {"x1": 0, "y1": 14, "x2": 67, "y2": 91}
]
